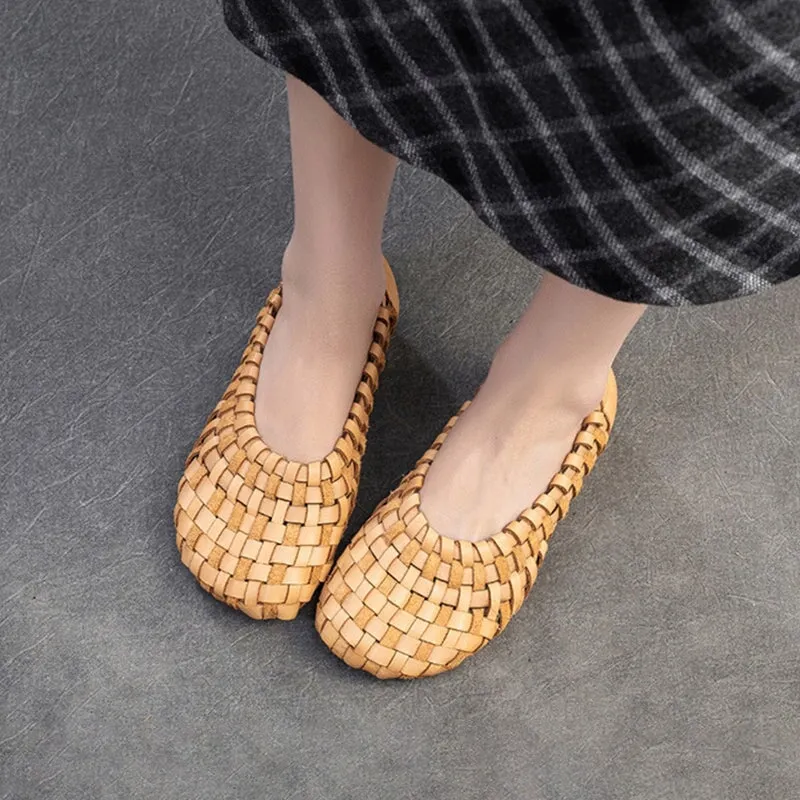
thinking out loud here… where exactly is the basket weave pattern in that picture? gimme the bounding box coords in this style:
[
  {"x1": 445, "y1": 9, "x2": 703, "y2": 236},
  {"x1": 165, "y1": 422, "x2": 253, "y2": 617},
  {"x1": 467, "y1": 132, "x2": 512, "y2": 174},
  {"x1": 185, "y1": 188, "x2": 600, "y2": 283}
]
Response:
[
  {"x1": 315, "y1": 371, "x2": 617, "y2": 677},
  {"x1": 174, "y1": 263, "x2": 399, "y2": 620}
]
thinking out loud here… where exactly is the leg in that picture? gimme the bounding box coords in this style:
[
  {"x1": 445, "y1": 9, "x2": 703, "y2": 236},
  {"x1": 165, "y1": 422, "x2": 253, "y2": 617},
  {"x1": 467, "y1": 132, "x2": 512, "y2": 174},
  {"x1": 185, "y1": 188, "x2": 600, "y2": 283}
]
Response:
[
  {"x1": 419, "y1": 271, "x2": 646, "y2": 542},
  {"x1": 255, "y1": 74, "x2": 398, "y2": 461}
]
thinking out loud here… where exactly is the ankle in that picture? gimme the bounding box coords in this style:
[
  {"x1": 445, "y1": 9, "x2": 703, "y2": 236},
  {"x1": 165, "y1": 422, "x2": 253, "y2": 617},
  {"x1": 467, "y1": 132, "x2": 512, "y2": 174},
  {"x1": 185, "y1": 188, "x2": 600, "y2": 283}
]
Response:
[
  {"x1": 477, "y1": 347, "x2": 610, "y2": 427},
  {"x1": 281, "y1": 235, "x2": 386, "y2": 302},
  {"x1": 267, "y1": 240, "x2": 386, "y2": 359}
]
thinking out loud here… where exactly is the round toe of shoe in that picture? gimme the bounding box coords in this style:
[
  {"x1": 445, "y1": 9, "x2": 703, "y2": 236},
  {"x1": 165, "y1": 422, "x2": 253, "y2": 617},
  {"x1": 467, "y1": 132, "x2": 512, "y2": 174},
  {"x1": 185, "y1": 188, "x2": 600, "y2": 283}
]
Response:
[
  {"x1": 174, "y1": 472, "x2": 331, "y2": 620},
  {"x1": 313, "y1": 530, "x2": 489, "y2": 679},
  {"x1": 314, "y1": 589, "x2": 467, "y2": 679}
]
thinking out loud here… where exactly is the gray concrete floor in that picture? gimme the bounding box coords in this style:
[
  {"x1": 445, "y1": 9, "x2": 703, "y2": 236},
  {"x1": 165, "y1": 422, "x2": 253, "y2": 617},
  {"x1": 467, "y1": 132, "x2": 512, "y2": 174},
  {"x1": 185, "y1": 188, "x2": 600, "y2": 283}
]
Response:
[{"x1": 2, "y1": 2, "x2": 799, "y2": 799}]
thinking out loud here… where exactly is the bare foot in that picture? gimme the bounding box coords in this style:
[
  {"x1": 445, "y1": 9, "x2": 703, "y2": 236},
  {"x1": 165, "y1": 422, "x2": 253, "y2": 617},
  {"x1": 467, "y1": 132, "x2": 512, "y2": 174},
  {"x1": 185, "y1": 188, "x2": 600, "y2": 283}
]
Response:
[
  {"x1": 418, "y1": 362, "x2": 608, "y2": 542},
  {"x1": 254, "y1": 242, "x2": 386, "y2": 462}
]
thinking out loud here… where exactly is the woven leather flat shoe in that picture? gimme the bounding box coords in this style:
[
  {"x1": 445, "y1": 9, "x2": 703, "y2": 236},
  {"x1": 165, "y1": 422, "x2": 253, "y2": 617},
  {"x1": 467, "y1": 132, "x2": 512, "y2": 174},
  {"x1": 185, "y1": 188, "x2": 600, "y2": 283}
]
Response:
[
  {"x1": 315, "y1": 369, "x2": 617, "y2": 677},
  {"x1": 174, "y1": 258, "x2": 400, "y2": 620}
]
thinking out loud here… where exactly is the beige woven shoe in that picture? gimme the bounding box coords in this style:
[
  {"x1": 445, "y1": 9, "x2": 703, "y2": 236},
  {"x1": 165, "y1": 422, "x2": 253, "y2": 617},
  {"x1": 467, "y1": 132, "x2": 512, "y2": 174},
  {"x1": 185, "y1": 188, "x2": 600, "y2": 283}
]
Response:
[
  {"x1": 315, "y1": 369, "x2": 617, "y2": 676},
  {"x1": 174, "y1": 258, "x2": 400, "y2": 620}
]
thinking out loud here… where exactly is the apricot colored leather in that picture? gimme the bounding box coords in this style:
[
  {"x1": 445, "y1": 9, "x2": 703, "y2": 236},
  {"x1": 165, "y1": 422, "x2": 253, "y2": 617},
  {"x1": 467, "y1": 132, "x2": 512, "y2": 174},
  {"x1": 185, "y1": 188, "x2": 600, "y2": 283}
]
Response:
[
  {"x1": 315, "y1": 370, "x2": 617, "y2": 676},
  {"x1": 174, "y1": 259, "x2": 400, "y2": 620}
]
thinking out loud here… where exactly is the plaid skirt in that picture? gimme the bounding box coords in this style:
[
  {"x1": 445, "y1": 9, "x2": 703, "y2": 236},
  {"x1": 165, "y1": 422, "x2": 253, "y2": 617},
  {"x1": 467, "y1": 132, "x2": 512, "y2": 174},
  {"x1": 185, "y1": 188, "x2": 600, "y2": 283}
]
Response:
[{"x1": 221, "y1": 0, "x2": 800, "y2": 306}]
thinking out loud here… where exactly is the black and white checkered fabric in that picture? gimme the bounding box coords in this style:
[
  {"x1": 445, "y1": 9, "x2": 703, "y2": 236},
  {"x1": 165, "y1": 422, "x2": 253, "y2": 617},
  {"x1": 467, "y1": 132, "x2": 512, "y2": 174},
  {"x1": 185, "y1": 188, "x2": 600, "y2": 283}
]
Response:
[{"x1": 222, "y1": 0, "x2": 800, "y2": 305}]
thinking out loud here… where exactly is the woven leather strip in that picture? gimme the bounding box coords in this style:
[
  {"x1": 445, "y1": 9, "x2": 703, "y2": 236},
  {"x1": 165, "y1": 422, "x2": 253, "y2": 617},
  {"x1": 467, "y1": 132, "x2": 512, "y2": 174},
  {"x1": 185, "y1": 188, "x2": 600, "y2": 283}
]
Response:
[
  {"x1": 316, "y1": 370, "x2": 617, "y2": 676},
  {"x1": 175, "y1": 261, "x2": 399, "y2": 619}
]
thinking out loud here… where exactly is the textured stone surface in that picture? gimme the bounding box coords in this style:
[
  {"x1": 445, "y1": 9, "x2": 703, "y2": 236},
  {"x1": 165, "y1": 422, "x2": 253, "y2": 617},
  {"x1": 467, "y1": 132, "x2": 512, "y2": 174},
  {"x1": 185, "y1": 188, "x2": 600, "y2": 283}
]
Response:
[{"x1": 2, "y1": 3, "x2": 799, "y2": 799}]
